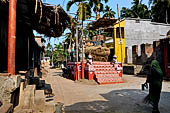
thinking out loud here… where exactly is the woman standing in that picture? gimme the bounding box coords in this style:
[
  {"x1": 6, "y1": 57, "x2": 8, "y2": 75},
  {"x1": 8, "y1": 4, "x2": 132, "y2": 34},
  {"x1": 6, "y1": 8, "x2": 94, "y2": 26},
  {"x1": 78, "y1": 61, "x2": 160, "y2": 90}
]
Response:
[{"x1": 144, "y1": 59, "x2": 163, "y2": 113}]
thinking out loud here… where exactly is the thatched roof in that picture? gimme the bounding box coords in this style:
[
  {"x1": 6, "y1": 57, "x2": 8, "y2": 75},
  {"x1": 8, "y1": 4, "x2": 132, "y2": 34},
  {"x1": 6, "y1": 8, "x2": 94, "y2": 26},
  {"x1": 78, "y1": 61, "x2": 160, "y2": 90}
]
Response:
[
  {"x1": 89, "y1": 18, "x2": 117, "y2": 30},
  {"x1": 0, "y1": 0, "x2": 71, "y2": 37}
]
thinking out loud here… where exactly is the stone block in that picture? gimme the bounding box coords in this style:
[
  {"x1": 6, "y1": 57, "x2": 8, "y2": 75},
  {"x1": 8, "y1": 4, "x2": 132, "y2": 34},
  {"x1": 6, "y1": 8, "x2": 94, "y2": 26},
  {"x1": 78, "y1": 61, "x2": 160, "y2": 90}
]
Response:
[
  {"x1": 134, "y1": 65, "x2": 143, "y2": 75},
  {"x1": 0, "y1": 75, "x2": 21, "y2": 104},
  {"x1": 123, "y1": 65, "x2": 143, "y2": 75},
  {"x1": 22, "y1": 85, "x2": 35, "y2": 109},
  {"x1": 19, "y1": 82, "x2": 24, "y2": 106},
  {"x1": 44, "y1": 103, "x2": 56, "y2": 113},
  {"x1": 14, "y1": 109, "x2": 34, "y2": 113},
  {"x1": 34, "y1": 90, "x2": 45, "y2": 112},
  {"x1": 123, "y1": 65, "x2": 135, "y2": 75},
  {"x1": 0, "y1": 103, "x2": 13, "y2": 113}
]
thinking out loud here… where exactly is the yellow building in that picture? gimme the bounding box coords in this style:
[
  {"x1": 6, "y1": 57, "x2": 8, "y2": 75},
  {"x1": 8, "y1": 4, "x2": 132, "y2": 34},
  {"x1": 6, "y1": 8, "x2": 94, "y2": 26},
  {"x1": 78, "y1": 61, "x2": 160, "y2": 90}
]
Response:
[
  {"x1": 113, "y1": 20, "x2": 126, "y2": 63},
  {"x1": 103, "y1": 19, "x2": 125, "y2": 63},
  {"x1": 89, "y1": 18, "x2": 126, "y2": 63}
]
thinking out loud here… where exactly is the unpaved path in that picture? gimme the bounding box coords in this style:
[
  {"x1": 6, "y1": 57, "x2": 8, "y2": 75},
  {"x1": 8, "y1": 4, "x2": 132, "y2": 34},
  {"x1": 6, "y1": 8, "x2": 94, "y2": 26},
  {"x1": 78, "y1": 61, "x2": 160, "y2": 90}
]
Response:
[{"x1": 43, "y1": 68, "x2": 170, "y2": 113}]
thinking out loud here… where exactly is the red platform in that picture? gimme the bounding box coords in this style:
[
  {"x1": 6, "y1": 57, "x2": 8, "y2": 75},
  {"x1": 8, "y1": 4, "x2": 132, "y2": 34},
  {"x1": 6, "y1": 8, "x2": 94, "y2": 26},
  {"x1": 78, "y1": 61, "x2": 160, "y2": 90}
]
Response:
[
  {"x1": 67, "y1": 62, "x2": 82, "y2": 80},
  {"x1": 85, "y1": 62, "x2": 123, "y2": 84},
  {"x1": 67, "y1": 61, "x2": 123, "y2": 85}
]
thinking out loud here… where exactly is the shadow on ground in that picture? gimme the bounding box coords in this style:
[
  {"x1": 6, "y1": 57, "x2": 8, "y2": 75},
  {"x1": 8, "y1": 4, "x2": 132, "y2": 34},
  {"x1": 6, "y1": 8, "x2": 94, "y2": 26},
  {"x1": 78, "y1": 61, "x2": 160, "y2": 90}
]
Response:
[{"x1": 65, "y1": 89, "x2": 170, "y2": 113}]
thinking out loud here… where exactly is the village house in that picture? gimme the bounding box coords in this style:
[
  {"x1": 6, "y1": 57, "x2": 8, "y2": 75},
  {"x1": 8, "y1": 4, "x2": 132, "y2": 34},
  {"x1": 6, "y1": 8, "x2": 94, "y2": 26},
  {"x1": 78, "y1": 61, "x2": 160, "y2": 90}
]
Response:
[{"x1": 0, "y1": 0, "x2": 71, "y2": 112}]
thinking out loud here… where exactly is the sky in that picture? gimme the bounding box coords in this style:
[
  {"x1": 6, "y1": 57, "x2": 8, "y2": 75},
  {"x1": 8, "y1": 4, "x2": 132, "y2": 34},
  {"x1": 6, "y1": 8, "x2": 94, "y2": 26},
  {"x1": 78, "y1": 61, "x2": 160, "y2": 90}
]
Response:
[{"x1": 38, "y1": 0, "x2": 149, "y2": 47}]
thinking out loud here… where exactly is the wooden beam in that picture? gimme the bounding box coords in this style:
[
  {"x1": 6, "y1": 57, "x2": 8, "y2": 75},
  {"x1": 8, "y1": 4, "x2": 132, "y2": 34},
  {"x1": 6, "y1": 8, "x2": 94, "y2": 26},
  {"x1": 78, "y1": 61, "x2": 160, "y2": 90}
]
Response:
[{"x1": 8, "y1": 0, "x2": 17, "y2": 75}]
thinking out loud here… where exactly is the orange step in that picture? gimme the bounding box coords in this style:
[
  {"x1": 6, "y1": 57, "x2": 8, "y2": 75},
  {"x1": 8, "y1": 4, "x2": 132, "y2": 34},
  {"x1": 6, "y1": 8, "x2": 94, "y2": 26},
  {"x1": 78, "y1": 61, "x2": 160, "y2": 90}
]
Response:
[
  {"x1": 95, "y1": 73, "x2": 120, "y2": 78},
  {"x1": 95, "y1": 67, "x2": 115, "y2": 71},
  {"x1": 96, "y1": 77, "x2": 123, "y2": 84},
  {"x1": 95, "y1": 71, "x2": 118, "y2": 74}
]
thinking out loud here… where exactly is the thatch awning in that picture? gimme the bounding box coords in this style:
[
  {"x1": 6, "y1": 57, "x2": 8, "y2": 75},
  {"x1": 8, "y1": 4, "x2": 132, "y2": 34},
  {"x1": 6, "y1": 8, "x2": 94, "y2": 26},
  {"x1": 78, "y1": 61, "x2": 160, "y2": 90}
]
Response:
[
  {"x1": 0, "y1": 0, "x2": 71, "y2": 37},
  {"x1": 89, "y1": 18, "x2": 117, "y2": 30}
]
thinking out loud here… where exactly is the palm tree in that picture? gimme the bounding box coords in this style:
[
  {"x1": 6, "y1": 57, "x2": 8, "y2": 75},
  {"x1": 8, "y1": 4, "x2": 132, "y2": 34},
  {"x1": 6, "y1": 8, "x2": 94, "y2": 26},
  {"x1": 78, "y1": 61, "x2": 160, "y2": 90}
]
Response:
[
  {"x1": 120, "y1": 7, "x2": 132, "y2": 18},
  {"x1": 149, "y1": 0, "x2": 170, "y2": 23},
  {"x1": 120, "y1": 0, "x2": 151, "y2": 19},
  {"x1": 67, "y1": 0, "x2": 91, "y2": 21},
  {"x1": 77, "y1": 2, "x2": 91, "y2": 21},
  {"x1": 103, "y1": 5, "x2": 116, "y2": 18},
  {"x1": 88, "y1": 0, "x2": 108, "y2": 19},
  {"x1": 67, "y1": 0, "x2": 108, "y2": 20}
]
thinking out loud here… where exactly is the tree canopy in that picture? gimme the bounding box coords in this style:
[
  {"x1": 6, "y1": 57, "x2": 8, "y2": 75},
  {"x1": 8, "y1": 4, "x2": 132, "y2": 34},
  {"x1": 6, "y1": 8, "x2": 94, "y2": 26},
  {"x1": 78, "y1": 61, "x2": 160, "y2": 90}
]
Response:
[
  {"x1": 120, "y1": 0, "x2": 150, "y2": 19},
  {"x1": 121, "y1": 0, "x2": 170, "y2": 23},
  {"x1": 150, "y1": 0, "x2": 170, "y2": 23},
  {"x1": 103, "y1": 5, "x2": 116, "y2": 18},
  {"x1": 66, "y1": 0, "x2": 109, "y2": 20}
]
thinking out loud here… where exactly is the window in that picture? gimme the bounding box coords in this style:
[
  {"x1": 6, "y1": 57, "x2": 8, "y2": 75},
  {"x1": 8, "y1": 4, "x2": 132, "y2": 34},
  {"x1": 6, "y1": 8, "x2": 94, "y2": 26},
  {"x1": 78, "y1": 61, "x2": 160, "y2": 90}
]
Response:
[
  {"x1": 136, "y1": 19, "x2": 140, "y2": 23},
  {"x1": 116, "y1": 27, "x2": 124, "y2": 38}
]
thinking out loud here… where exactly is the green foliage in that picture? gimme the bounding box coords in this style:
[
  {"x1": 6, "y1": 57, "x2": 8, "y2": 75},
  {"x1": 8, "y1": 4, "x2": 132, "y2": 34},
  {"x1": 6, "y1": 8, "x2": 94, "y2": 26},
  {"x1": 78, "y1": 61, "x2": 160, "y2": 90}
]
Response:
[
  {"x1": 89, "y1": 0, "x2": 108, "y2": 17},
  {"x1": 78, "y1": 2, "x2": 91, "y2": 21},
  {"x1": 67, "y1": 0, "x2": 109, "y2": 20},
  {"x1": 103, "y1": 5, "x2": 116, "y2": 18},
  {"x1": 120, "y1": 7, "x2": 132, "y2": 18},
  {"x1": 45, "y1": 42, "x2": 52, "y2": 57},
  {"x1": 52, "y1": 43, "x2": 68, "y2": 65},
  {"x1": 66, "y1": 0, "x2": 86, "y2": 11},
  {"x1": 150, "y1": 0, "x2": 170, "y2": 23},
  {"x1": 120, "y1": 0, "x2": 151, "y2": 19},
  {"x1": 121, "y1": 0, "x2": 170, "y2": 23}
]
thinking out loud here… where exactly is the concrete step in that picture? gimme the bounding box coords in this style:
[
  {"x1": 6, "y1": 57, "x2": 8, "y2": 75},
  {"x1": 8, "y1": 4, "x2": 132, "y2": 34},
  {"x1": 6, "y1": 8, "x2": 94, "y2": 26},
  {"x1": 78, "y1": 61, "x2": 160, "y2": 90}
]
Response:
[
  {"x1": 95, "y1": 73, "x2": 120, "y2": 78},
  {"x1": 22, "y1": 85, "x2": 36, "y2": 109},
  {"x1": 14, "y1": 109, "x2": 34, "y2": 113},
  {"x1": 96, "y1": 77, "x2": 123, "y2": 85},
  {"x1": 93, "y1": 62, "x2": 112, "y2": 65},
  {"x1": 95, "y1": 70, "x2": 118, "y2": 74},
  {"x1": 95, "y1": 67, "x2": 115, "y2": 71},
  {"x1": 44, "y1": 103, "x2": 56, "y2": 113},
  {"x1": 0, "y1": 103, "x2": 13, "y2": 113},
  {"x1": 93, "y1": 65, "x2": 113, "y2": 68},
  {"x1": 34, "y1": 90, "x2": 45, "y2": 112}
]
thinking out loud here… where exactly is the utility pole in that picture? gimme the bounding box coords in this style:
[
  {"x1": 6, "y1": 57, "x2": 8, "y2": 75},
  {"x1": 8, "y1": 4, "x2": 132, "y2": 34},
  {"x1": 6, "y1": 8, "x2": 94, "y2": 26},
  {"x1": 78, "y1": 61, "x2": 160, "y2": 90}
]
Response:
[
  {"x1": 65, "y1": 42, "x2": 68, "y2": 63},
  {"x1": 80, "y1": 1, "x2": 85, "y2": 79},
  {"x1": 117, "y1": 4, "x2": 123, "y2": 64},
  {"x1": 8, "y1": 0, "x2": 17, "y2": 75},
  {"x1": 76, "y1": 27, "x2": 79, "y2": 80},
  {"x1": 81, "y1": 21, "x2": 85, "y2": 79},
  {"x1": 51, "y1": 47, "x2": 54, "y2": 67}
]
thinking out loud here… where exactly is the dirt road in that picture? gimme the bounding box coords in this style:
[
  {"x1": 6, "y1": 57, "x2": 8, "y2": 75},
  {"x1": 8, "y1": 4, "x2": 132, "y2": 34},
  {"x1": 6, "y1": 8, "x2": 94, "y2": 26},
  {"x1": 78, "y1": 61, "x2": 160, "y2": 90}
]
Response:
[{"x1": 43, "y1": 68, "x2": 170, "y2": 113}]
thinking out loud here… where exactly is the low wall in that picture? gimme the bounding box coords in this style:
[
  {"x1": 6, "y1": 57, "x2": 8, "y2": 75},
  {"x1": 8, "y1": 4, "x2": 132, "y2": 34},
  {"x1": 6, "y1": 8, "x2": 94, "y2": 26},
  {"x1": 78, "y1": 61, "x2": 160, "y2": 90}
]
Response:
[{"x1": 0, "y1": 75, "x2": 21, "y2": 104}]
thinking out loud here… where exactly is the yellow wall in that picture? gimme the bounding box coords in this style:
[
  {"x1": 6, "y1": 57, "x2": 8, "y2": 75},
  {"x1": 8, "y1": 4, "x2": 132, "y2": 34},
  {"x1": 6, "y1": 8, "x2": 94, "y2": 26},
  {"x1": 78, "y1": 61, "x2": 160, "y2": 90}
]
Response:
[{"x1": 113, "y1": 20, "x2": 126, "y2": 63}]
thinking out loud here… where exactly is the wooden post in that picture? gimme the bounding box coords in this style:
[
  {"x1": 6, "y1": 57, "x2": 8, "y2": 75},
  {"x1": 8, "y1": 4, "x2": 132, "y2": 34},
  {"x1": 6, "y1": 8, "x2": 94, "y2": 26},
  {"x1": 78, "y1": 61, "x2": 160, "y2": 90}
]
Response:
[
  {"x1": 117, "y1": 4, "x2": 123, "y2": 64},
  {"x1": 8, "y1": 0, "x2": 17, "y2": 75},
  {"x1": 81, "y1": 21, "x2": 85, "y2": 79}
]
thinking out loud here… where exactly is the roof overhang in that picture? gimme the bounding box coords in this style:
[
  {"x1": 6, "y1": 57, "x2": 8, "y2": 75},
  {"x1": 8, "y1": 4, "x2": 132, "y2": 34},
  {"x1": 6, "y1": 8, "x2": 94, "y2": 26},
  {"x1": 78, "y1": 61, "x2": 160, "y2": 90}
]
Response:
[
  {"x1": 0, "y1": 0, "x2": 71, "y2": 37},
  {"x1": 88, "y1": 18, "x2": 117, "y2": 30}
]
